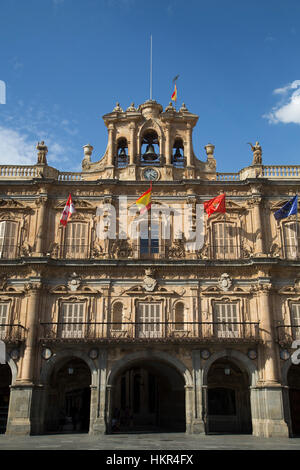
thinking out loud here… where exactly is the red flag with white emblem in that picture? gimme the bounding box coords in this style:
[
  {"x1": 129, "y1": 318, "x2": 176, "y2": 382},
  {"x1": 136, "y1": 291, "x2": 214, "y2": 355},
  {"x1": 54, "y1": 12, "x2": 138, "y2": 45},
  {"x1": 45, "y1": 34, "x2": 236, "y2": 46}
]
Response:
[{"x1": 60, "y1": 194, "x2": 76, "y2": 226}]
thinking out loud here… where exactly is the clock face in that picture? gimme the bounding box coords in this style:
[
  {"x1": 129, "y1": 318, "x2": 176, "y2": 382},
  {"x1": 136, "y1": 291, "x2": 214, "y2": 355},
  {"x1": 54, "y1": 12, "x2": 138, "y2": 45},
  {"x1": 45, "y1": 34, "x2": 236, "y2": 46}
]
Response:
[{"x1": 143, "y1": 168, "x2": 158, "y2": 181}]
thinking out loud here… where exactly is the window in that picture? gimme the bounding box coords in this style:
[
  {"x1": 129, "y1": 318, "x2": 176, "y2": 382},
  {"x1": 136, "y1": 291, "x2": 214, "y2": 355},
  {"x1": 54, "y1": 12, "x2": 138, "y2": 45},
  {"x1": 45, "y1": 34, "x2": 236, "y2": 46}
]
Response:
[
  {"x1": 214, "y1": 302, "x2": 239, "y2": 338},
  {"x1": 174, "y1": 302, "x2": 185, "y2": 330},
  {"x1": 139, "y1": 217, "x2": 159, "y2": 257},
  {"x1": 111, "y1": 302, "x2": 123, "y2": 330},
  {"x1": 212, "y1": 223, "x2": 238, "y2": 259},
  {"x1": 283, "y1": 222, "x2": 300, "y2": 259},
  {"x1": 63, "y1": 222, "x2": 88, "y2": 258},
  {"x1": 0, "y1": 221, "x2": 18, "y2": 259},
  {"x1": 291, "y1": 304, "x2": 300, "y2": 339},
  {"x1": 0, "y1": 303, "x2": 9, "y2": 339},
  {"x1": 136, "y1": 302, "x2": 161, "y2": 338},
  {"x1": 59, "y1": 302, "x2": 85, "y2": 338}
]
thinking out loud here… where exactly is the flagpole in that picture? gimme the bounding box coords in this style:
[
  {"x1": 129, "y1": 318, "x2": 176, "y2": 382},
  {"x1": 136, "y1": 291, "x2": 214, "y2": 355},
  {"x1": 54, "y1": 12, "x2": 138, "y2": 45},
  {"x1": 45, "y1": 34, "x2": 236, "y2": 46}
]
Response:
[
  {"x1": 150, "y1": 34, "x2": 152, "y2": 100},
  {"x1": 296, "y1": 194, "x2": 299, "y2": 259}
]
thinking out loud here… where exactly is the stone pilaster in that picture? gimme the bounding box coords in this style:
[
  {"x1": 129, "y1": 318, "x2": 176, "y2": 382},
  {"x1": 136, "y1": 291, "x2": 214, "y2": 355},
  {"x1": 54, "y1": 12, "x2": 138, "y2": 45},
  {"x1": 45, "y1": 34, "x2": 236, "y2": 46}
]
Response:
[
  {"x1": 251, "y1": 282, "x2": 289, "y2": 437},
  {"x1": 90, "y1": 351, "x2": 107, "y2": 435},
  {"x1": 6, "y1": 282, "x2": 42, "y2": 435},
  {"x1": 191, "y1": 350, "x2": 205, "y2": 433},
  {"x1": 33, "y1": 195, "x2": 48, "y2": 257}
]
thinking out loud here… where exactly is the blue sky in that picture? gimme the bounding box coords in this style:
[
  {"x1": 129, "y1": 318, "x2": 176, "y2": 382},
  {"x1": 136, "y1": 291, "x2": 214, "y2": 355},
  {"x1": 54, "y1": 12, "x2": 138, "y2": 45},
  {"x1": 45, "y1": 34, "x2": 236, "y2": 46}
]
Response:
[{"x1": 0, "y1": 0, "x2": 300, "y2": 172}]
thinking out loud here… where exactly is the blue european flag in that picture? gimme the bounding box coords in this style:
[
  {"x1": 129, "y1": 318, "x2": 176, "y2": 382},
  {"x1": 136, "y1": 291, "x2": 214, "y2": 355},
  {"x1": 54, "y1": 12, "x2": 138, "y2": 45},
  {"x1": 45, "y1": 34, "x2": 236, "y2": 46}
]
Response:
[{"x1": 274, "y1": 195, "x2": 298, "y2": 221}]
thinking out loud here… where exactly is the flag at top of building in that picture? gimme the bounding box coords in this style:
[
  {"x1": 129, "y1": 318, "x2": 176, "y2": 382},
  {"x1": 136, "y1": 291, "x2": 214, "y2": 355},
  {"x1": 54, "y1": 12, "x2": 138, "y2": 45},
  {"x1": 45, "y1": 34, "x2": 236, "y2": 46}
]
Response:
[
  {"x1": 60, "y1": 193, "x2": 76, "y2": 226},
  {"x1": 204, "y1": 193, "x2": 226, "y2": 218},
  {"x1": 136, "y1": 183, "x2": 152, "y2": 215},
  {"x1": 171, "y1": 75, "x2": 179, "y2": 102},
  {"x1": 274, "y1": 195, "x2": 298, "y2": 221}
]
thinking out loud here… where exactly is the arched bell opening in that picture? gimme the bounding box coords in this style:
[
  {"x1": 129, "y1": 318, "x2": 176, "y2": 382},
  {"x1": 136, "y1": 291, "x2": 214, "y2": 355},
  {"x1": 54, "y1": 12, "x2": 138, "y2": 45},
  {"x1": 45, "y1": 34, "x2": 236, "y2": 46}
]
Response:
[
  {"x1": 140, "y1": 130, "x2": 160, "y2": 165},
  {"x1": 0, "y1": 364, "x2": 11, "y2": 434},
  {"x1": 115, "y1": 138, "x2": 128, "y2": 168},
  {"x1": 287, "y1": 364, "x2": 300, "y2": 436},
  {"x1": 172, "y1": 138, "x2": 185, "y2": 168},
  {"x1": 45, "y1": 357, "x2": 91, "y2": 434},
  {"x1": 206, "y1": 358, "x2": 252, "y2": 434},
  {"x1": 110, "y1": 359, "x2": 186, "y2": 433}
]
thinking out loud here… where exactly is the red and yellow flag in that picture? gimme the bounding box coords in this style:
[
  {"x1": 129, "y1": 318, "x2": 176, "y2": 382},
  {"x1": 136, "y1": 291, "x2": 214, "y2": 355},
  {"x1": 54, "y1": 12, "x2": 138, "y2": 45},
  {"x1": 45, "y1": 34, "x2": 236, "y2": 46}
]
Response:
[
  {"x1": 204, "y1": 193, "x2": 226, "y2": 218},
  {"x1": 136, "y1": 183, "x2": 152, "y2": 214},
  {"x1": 171, "y1": 83, "x2": 177, "y2": 102}
]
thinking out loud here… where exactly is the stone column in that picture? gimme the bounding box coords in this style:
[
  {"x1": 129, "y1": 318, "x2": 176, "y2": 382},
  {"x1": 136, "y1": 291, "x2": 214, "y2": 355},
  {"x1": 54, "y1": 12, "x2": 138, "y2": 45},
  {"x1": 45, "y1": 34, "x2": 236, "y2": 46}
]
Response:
[
  {"x1": 129, "y1": 123, "x2": 135, "y2": 166},
  {"x1": 184, "y1": 385, "x2": 194, "y2": 434},
  {"x1": 6, "y1": 282, "x2": 42, "y2": 435},
  {"x1": 251, "y1": 282, "x2": 289, "y2": 437},
  {"x1": 185, "y1": 124, "x2": 193, "y2": 168},
  {"x1": 106, "y1": 384, "x2": 114, "y2": 434},
  {"x1": 250, "y1": 196, "x2": 265, "y2": 256},
  {"x1": 107, "y1": 124, "x2": 115, "y2": 167},
  {"x1": 165, "y1": 123, "x2": 172, "y2": 165},
  {"x1": 191, "y1": 350, "x2": 205, "y2": 433},
  {"x1": 33, "y1": 195, "x2": 48, "y2": 256},
  {"x1": 90, "y1": 350, "x2": 107, "y2": 435}
]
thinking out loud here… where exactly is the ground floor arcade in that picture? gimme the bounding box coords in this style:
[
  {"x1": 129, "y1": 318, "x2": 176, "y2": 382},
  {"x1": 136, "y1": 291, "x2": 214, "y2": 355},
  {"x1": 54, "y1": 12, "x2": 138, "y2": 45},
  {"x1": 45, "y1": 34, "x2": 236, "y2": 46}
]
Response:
[{"x1": 0, "y1": 346, "x2": 299, "y2": 437}]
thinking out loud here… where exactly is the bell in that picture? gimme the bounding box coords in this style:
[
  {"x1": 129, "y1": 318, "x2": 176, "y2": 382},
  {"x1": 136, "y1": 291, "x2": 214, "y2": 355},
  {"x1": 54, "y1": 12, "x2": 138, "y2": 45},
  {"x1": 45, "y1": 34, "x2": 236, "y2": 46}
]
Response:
[
  {"x1": 118, "y1": 147, "x2": 127, "y2": 161},
  {"x1": 173, "y1": 147, "x2": 182, "y2": 161},
  {"x1": 143, "y1": 143, "x2": 157, "y2": 160}
]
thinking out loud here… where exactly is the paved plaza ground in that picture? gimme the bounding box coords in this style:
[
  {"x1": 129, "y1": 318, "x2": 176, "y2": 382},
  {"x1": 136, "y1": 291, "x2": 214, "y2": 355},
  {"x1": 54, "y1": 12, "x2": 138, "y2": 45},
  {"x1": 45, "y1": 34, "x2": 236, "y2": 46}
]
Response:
[{"x1": 0, "y1": 432, "x2": 300, "y2": 451}]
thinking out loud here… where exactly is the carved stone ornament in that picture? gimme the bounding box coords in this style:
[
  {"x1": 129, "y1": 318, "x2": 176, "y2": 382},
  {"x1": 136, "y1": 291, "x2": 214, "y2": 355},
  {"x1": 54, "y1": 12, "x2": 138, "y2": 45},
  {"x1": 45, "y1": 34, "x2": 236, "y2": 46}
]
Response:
[
  {"x1": 36, "y1": 141, "x2": 48, "y2": 165},
  {"x1": 67, "y1": 272, "x2": 82, "y2": 292},
  {"x1": 218, "y1": 273, "x2": 233, "y2": 291},
  {"x1": 143, "y1": 268, "x2": 157, "y2": 292}
]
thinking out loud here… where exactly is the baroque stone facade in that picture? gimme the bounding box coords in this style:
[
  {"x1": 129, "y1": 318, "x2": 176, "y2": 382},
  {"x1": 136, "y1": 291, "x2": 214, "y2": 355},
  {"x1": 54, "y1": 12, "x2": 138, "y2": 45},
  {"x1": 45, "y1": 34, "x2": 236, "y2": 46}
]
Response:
[{"x1": 0, "y1": 99, "x2": 300, "y2": 437}]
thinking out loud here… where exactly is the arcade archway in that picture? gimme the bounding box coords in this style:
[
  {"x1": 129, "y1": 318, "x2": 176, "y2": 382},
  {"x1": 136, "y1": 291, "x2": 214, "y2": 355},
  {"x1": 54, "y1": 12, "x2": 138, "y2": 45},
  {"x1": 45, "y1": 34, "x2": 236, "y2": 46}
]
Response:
[
  {"x1": 45, "y1": 357, "x2": 91, "y2": 433},
  {"x1": 287, "y1": 364, "x2": 300, "y2": 436},
  {"x1": 0, "y1": 364, "x2": 11, "y2": 434},
  {"x1": 110, "y1": 359, "x2": 186, "y2": 433},
  {"x1": 206, "y1": 358, "x2": 252, "y2": 434}
]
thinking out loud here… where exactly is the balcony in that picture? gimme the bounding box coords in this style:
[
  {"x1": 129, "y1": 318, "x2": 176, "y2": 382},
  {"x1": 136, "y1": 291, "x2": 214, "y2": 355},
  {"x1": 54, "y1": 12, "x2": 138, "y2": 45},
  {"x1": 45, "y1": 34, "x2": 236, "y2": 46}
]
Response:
[
  {"x1": 40, "y1": 321, "x2": 260, "y2": 344},
  {"x1": 0, "y1": 324, "x2": 26, "y2": 342}
]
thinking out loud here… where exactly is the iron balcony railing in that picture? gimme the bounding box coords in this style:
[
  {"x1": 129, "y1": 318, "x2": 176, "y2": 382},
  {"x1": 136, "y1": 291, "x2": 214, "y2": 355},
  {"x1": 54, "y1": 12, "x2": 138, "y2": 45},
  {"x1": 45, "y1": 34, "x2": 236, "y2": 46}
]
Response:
[
  {"x1": 0, "y1": 324, "x2": 26, "y2": 342},
  {"x1": 276, "y1": 324, "x2": 300, "y2": 346},
  {"x1": 40, "y1": 321, "x2": 260, "y2": 343},
  {"x1": 58, "y1": 244, "x2": 90, "y2": 259}
]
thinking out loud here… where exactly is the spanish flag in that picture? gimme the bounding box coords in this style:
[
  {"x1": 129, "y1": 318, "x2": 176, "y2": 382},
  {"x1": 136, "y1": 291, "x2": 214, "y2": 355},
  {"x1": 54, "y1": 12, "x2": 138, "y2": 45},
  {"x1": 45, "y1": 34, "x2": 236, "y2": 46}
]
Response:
[
  {"x1": 136, "y1": 183, "x2": 152, "y2": 214},
  {"x1": 171, "y1": 83, "x2": 177, "y2": 102},
  {"x1": 60, "y1": 193, "x2": 76, "y2": 226},
  {"x1": 204, "y1": 193, "x2": 226, "y2": 218}
]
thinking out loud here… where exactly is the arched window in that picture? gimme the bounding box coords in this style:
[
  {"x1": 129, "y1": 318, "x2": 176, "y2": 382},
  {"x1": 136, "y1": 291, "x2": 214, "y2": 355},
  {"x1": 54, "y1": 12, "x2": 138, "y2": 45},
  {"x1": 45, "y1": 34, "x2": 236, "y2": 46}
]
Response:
[
  {"x1": 0, "y1": 221, "x2": 18, "y2": 259},
  {"x1": 174, "y1": 302, "x2": 185, "y2": 330},
  {"x1": 212, "y1": 222, "x2": 238, "y2": 259},
  {"x1": 112, "y1": 302, "x2": 123, "y2": 330},
  {"x1": 172, "y1": 138, "x2": 185, "y2": 168},
  {"x1": 115, "y1": 138, "x2": 128, "y2": 168},
  {"x1": 283, "y1": 221, "x2": 300, "y2": 259},
  {"x1": 63, "y1": 222, "x2": 88, "y2": 259},
  {"x1": 140, "y1": 130, "x2": 160, "y2": 165}
]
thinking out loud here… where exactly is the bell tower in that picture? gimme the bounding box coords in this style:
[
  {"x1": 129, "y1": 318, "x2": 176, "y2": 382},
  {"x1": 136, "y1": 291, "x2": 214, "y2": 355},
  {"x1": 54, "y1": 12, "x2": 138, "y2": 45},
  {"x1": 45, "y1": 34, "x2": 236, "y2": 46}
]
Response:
[{"x1": 81, "y1": 99, "x2": 217, "y2": 181}]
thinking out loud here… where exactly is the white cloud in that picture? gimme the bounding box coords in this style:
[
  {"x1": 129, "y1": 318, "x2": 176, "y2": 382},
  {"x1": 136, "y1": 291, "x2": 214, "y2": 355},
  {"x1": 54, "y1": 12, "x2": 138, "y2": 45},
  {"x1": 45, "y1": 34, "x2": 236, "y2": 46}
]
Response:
[
  {"x1": 0, "y1": 127, "x2": 36, "y2": 165},
  {"x1": 264, "y1": 80, "x2": 300, "y2": 124}
]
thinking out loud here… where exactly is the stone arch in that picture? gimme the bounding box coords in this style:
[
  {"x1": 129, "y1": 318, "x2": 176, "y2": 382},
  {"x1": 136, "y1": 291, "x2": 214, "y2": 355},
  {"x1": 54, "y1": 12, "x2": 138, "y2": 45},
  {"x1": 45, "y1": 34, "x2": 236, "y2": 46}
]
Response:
[
  {"x1": 5, "y1": 353, "x2": 18, "y2": 384},
  {"x1": 202, "y1": 349, "x2": 258, "y2": 387},
  {"x1": 107, "y1": 350, "x2": 193, "y2": 387},
  {"x1": 40, "y1": 348, "x2": 98, "y2": 387}
]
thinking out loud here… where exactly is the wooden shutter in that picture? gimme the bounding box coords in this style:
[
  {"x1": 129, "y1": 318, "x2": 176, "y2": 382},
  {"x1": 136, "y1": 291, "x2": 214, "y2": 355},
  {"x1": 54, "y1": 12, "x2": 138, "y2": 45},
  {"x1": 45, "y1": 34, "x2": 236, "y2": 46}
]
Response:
[
  {"x1": 284, "y1": 222, "x2": 300, "y2": 259},
  {"x1": 291, "y1": 304, "x2": 300, "y2": 339},
  {"x1": 213, "y1": 223, "x2": 237, "y2": 259},
  {"x1": 136, "y1": 302, "x2": 161, "y2": 338},
  {"x1": 214, "y1": 303, "x2": 239, "y2": 338},
  {"x1": 0, "y1": 303, "x2": 8, "y2": 339},
  {"x1": 60, "y1": 303, "x2": 84, "y2": 338},
  {"x1": 65, "y1": 223, "x2": 87, "y2": 258}
]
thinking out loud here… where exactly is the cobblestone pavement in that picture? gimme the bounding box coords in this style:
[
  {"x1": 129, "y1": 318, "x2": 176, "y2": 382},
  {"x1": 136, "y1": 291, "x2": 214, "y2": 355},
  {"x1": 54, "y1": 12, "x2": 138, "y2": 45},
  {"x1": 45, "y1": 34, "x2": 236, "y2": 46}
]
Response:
[{"x1": 0, "y1": 432, "x2": 300, "y2": 450}]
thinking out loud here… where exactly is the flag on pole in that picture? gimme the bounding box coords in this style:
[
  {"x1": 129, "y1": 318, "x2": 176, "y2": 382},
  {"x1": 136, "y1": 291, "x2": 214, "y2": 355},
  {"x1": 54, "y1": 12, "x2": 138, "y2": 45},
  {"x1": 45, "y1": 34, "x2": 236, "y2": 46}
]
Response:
[
  {"x1": 274, "y1": 195, "x2": 298, "y2": 221},
  {"x1": 60, "y1": 194, "x2": 76, "y2": 226},
  {"x1": 171, "y1": 83, "x2": 177, "y2": 102},
  {"x1": 204, "y1": 193, "x2": 226, "y2": 217},
  {"x1": 136, "y1": 183, "x2": 152, "y2": 215}
]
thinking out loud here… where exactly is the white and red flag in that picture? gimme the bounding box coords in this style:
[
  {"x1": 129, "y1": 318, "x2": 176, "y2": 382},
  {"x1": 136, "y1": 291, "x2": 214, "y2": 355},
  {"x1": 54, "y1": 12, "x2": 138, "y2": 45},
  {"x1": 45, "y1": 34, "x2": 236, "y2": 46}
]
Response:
[{"x1": 60, "y1": 194, "x2": 76, "y2": 226}]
